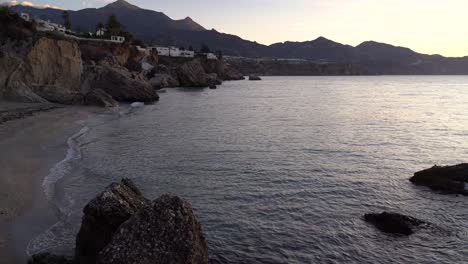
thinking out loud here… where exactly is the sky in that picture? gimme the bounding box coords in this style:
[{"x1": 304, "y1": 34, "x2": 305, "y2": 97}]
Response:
[{"x1": 5, "y1": 0, "x2": 468, "y2": 57}]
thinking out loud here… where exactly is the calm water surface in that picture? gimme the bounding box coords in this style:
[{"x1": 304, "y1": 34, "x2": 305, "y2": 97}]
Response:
[{"x1": 30, "y1": 76, "x2": 468, "y2": 263}]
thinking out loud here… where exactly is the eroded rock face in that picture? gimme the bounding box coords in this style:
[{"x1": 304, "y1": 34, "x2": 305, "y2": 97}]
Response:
[
  {"x1": 83, "y1": 64, "x2": 159, "y2": 103},
  {"x1": 97, "y1": 194, "x2": 209, "y2": 264},
  {"x1": 2, "y1": 37, "x2": 82, "y2": 103},
  {"x1": 75, "y1": 178, "x2": 149, "y2": 264},
  {"x1": 410, "y1": 164, "x2": 468, "y2": 195},
  {"x1": 176, "y1": 59, "x2": 209, "y2": 87},
  {"x1": 364, "y1": 212, "x2": 426, "y2": 235}
]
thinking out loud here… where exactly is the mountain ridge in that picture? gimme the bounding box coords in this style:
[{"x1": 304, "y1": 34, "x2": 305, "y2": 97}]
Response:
[{"x1": 8, "y1": 0, "x2": 468, "y2": 74}]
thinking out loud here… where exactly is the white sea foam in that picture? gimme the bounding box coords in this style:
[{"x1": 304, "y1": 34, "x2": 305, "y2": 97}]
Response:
[
  {"x1": 27, "y1": 126, "x2": 89, "y2": 256},
  {"x1": 42, "y1": 126, "x2": 89, "y2": 202}
]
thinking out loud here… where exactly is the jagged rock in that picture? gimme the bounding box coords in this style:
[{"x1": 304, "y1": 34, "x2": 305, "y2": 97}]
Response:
[
  {"x1": 149, "y1": 74, "x2": 180, "y2": 89},
  {"x1": 83, "y1": 64, "x2": 159, "y2": 103},
  {"x1": 207, "y1": 73, "x2": 222, "y2": 86},
  {"x1": 28, "y1": 253, "x2": 74, "y2": 264},
  {"x1": 75, "y1": 178, "x2": 149, "y2": 264},
  {"x1": 97, "y1": 194, "x2": 209, "y2": 264},
  {"x1": 84, "y1": 89, "x2": 118, "y2": 107},
  {"x1": 176, "y1": 59, "x2": 209, "y2": 87},
  {"x1": 364, "y1": 212, "x2": 426, "y2": 235},
  {"x1": 410, "y1": 164, "x2": 468, "y2": 195},
  {"x1": 249, "y1": 75, "x2": 262, "y2": 81}
]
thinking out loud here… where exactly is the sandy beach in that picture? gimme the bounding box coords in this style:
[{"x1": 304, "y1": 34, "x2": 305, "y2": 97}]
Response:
[{"x1": 0, "y1": 102, "x2": 91, "y2": 264}]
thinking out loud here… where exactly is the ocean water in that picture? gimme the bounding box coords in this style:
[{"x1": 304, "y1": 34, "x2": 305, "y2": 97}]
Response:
[{"x1": 29, "y1": 76, "x2": 468, "y2": 263}]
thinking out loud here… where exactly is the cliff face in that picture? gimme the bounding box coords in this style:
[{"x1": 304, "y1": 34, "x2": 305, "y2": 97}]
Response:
[{"x1": 1, "y1": 37, "x2": 83, "y2": 103}]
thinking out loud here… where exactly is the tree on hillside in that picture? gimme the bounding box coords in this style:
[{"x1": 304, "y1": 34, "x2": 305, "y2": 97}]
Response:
[
  {"x1": 106, "y1": 14, "x2": 123, "y2": 35},
  {"x1": 200, "y1": 43, "x2": 211, "y2": 53},
  {"x1": 96, "y1": 22, "x2": 104, "y2": 30},
  {"x1": 62, "y1": 11, "x2": 71, "y2": 29}
]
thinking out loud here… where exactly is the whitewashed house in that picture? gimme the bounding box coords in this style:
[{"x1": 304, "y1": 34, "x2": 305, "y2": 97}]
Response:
[
  {"x1": 20, "y1": 13, "x2": 30, "y2": 22},
  {"x1": 169, "y1": 47, "x2": 181, "y2": 57},
  {"x1": 111, "y1": 36, "x2": 125, "y2": 43},
  {"x1": 153, "y1": 47, "x2": 170, "y2": 56},
  {"x1": 180, "y1": 50, "x2": 195, "y2": 58},
  {"x1": 96, "y1": 28, "x2": 106, "y2": 37},
  {"x1": 205, "y1": 53, "x2": 218, "y2": 60}
]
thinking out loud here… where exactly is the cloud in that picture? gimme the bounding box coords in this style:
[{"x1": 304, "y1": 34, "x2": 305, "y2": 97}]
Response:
[{"x1": 3, "y1": 0, "x2": 61, "y2": 9}]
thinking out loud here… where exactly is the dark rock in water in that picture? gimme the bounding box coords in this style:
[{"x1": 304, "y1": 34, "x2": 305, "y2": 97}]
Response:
[
  {"x1": 410, "y1": 164, "x2": 468, "y2": 195},
  {"x1": 75, "y1": 178, "x2": 149, "y2": 264},
  {"x1": 364, "y1": 212, "x2": 426, "y2": 235},
  {"x1": 249, "y1": 75, "x2": 262, "y2": 81},
  {"x1": 97, "y1": 194, "x2": 209, "y2": 264},
  {"x1": 84, "y1": 89, "x2": 118, "y2": 107},
  {"x1": 209, "y1": 84, "x2": 217, "y2": 89},
  {"x1": 28, "y1": 253, "x2": 74, "y2": 264}
]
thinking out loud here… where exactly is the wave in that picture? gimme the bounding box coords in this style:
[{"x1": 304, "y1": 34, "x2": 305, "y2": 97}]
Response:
[{"x1": 27, "y1": 125, "x2": 89, "y2": 256}]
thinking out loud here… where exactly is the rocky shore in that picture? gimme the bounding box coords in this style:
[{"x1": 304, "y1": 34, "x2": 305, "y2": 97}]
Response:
[
  {"x1": 0, "y1": 12, "x2": 244, "y2": 108},
  {"x1": 29, "y1": 179, "x2": 209, "y2": 264}
]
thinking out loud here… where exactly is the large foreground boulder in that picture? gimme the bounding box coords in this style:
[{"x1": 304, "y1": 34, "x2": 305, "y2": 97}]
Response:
[
  {"x1": 98, "y1": 194, "x2": 209, "y2": 264},
  {"x1": 75, "y1": 179, "x2": 149, "y2": 264},
  {"x1": 364, "y1": 212, "x2": 426, "y2": 235},
  {"x1": 410, "y1": 164, "x2": 468, "y2": 195}
]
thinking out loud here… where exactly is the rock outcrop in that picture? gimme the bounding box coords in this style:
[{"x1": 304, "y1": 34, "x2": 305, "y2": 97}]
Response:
[
  {"x1": 69, "y1": 179, "x2": 209, "y2": 264},
  {"x1": 75, "y1": 179, "x2": 149, "y2": 264},
  {"x1": 249, "y1": 75, "x2": 262, "y2": 81},
  {"x1": 98, "y1": 194, "x2": 209, "y2": 264},
  {"x1": 82, "y1": 64, "x2": 159, "y2": 103},
  {"x1": 176, "y1": 59, "x2": 209, "y2": 87},
  {"x1": 364, "y1": 212, "x2": 427, "y2": 235},
  {"x1": 410, "y1": 164, "x2": 468, "y2": 195}
]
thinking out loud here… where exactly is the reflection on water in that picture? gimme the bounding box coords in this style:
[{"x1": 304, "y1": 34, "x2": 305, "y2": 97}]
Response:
[{"x1": 32, "y1": 76, "x2": 468, "y2": 263}]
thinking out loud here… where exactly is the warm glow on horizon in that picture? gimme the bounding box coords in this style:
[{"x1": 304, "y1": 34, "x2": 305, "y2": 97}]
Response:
[{"x1": 6, "y1": 0, "x2": 468, "y2": 57}]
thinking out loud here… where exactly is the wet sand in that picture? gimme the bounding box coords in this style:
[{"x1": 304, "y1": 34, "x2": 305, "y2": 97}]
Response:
[{"x1": 0, "y1": 103, "x2": 92, "y2": 264}]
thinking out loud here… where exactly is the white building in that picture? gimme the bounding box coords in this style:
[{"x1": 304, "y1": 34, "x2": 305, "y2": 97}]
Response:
[
  {"x1": 150, "y1": 46, "x2": 194, "y2": 58},
  {"x1": 180, "y1": 50, "x2": 195, "y2": 58},
  {"x1": 111, "y1": 36, "x2": 125, "y2": 43},
  {"x1": 153, "y1": 47, "x2": 169, "y2": 56},
  {"x1": 20, "y1": 13, "x2": 30, "y2": 22},
  {"x1": 96, "y1": 28, "x2": 106, "y2": 37},
  {"x1": 205, "y1": 53, "x2": 218, "y2": 60}
]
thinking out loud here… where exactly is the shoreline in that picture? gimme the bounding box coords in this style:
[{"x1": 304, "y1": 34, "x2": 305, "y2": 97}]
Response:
[{"x1": 0, "y1": 103, "x2": 92, "y2": 263}]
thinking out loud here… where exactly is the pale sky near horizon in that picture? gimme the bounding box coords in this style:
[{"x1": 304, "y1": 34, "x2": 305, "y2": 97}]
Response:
[{"x1": 5, "y1": 0, "x2": 468, "y2": 57}]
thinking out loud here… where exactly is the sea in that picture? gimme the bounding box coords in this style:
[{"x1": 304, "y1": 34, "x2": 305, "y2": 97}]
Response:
[{"x1": 28, "y1": 76, "x2": 468, "y2": 263}]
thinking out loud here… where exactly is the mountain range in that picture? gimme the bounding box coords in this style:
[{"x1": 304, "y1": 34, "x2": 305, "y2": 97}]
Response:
[{"x1": 8, "y1": 0, "x2": 468, "y2": 74}]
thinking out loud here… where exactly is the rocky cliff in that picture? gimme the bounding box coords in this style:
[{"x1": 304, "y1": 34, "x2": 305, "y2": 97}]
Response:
[{"x1": 0, "y1": 11, "x2": 243, "y2": 106}]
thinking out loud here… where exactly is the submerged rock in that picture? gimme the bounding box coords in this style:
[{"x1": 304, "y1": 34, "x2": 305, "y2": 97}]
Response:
[
  {"x1": 97, "y1": 194, "x2": 209, "y2": 264},
  {"x1": 209, "y1": 84, "x2": 217, "y2": 89},
  {"x1": 28, "y1": 253, "x2": 74, "y2": 264},
  {"x1": 364, "y1": 212, "x2": 426, "y2": 235},
  {"x1": 75, "y1": 178, "x2": 149, "y2": 264},
  {"x1": 410, "y1": 164, "x2": 468, "y2": 195},
  {"x1": 249, "y1": 75, "x2": 262, "y2": 81}
]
